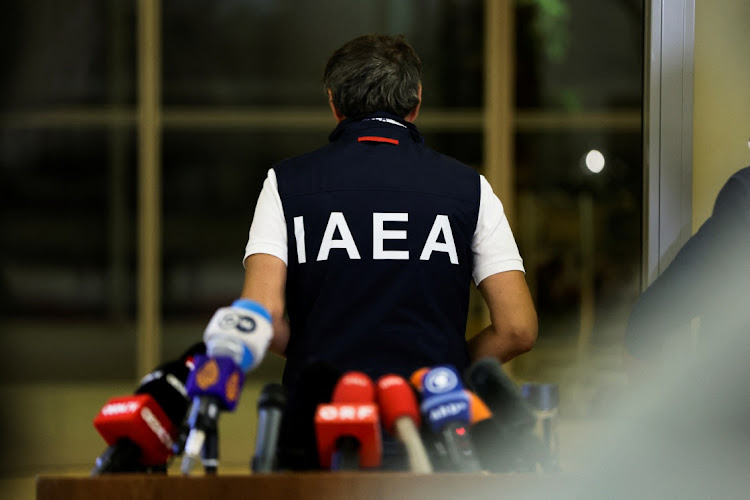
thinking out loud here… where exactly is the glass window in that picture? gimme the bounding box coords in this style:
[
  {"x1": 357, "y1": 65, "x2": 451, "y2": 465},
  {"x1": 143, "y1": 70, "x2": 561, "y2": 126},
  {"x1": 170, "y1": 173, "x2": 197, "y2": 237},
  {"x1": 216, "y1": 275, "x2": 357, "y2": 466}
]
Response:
[
  {"x1": 1, "y1": 0, "x2": 137, "y2": 110},
  {"x1": 2, "y1": 128, "x2": 138, "y2": 318},
  {"x1": 161, "y1": 130, "x2": 327, "y2": 318},
  {"x1": 1, "y1": 128, "x2": 138, "y2": 381},
  {"x1": 510, "y1": 0, "x2": 644, "y2": 416},
  {"x1": 515, "y1": 131, "x2": 642, "y2": 340},
  {"x1": 161, "y1": 0, "x2": 483, "y2": 107},
  {"x1": 515, "y1": 0, "x2": 643, "y2": 111}
]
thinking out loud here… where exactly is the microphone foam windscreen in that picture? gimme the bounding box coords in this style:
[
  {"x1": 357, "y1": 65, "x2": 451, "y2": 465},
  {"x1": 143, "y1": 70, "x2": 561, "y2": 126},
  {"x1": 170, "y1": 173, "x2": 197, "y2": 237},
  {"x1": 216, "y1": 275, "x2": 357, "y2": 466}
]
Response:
[
  {"x1": 179, "y1": 341, "x2": 207, "y2": 364},
  {"x1": 376, "y1": 374, "x2": 421, "y2": 435},
  {"x1": 332, "y1": 371, "x2": 375, "y2": 403},
  {"x1": 466, "y1": 390, "x2": 493, "y2": 424},
  {"x1": 136, "y1": 360, "x2": 193, "y2": 425},
  {"x1": 464, "y1": 357, "x2": 536, "y2": 430},
  {"x1": 410, "y1": 367, "x2": 430, "y2": 391}
]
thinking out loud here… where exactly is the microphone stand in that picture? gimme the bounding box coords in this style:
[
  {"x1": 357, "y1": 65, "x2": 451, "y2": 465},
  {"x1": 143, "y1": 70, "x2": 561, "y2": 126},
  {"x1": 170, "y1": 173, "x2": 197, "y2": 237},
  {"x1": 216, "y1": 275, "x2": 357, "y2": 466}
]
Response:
[
  {"x1": 181, "y1": 396, "x2": 222, "y2": 475},
  {"x1": 441, "y1": 422, "x2": 481, "y2": 472},
  {"x1": 331, "y1": 437, "x2": 360, "y2": 471},
  {"x1": 202, "y1": 425, "x2": 219, "y2": 474}
]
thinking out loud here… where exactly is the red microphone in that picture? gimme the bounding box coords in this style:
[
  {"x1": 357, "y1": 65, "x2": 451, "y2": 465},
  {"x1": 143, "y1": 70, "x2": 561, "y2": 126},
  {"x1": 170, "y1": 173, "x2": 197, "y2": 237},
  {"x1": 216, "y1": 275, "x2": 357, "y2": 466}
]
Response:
[
  {"x1": 315, "y1": 371, "x2": 382, "y2": 470},
  {"x1": 376, "y1": 374, "x2": 433, "y2": 473},
  {"x1": 91, "y1": 343, "x2": 206, "y2": 475},
  {"x1": 93, "y1": 394, "x2": 177, "y2": 468},
  {"x1": 332, "y1": 370, "x2": 375, "y2": 403}
]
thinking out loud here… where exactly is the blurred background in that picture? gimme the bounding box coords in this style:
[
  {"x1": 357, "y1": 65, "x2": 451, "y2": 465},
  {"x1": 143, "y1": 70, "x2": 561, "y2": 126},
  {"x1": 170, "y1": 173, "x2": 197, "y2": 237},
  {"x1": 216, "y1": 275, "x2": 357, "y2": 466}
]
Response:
[{"x1": 1, "y1": 0, "x2": 748, "y2": 498}]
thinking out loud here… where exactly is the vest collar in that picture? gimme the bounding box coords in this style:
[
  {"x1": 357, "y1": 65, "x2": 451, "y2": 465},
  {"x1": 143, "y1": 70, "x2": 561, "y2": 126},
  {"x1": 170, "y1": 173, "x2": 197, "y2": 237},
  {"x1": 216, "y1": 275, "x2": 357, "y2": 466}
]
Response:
[{"x1": 328, "y1": 111, "x2": 424, "y2": 144}]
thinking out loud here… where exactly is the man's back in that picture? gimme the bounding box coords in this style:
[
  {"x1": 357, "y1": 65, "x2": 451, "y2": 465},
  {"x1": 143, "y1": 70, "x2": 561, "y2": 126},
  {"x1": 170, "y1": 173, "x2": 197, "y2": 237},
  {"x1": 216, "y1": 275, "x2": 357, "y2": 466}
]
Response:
[{"x1": 275, "y1": 112, "x2": 480, "y2": 390}]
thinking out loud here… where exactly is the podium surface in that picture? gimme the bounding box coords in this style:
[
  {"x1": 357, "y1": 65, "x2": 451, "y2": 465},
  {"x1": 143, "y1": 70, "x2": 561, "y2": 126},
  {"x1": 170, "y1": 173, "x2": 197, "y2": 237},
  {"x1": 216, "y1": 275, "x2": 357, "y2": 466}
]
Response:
[{"x1": 37, "y1": 472, "x2": 571, "y2": 500}]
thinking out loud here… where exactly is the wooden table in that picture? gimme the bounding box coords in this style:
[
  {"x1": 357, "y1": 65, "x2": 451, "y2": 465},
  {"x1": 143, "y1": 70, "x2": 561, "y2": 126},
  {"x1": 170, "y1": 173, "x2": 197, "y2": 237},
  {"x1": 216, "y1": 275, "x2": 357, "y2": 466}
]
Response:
[{"x1": 37, "y1": 472, "x2": 577, "y2": 499}]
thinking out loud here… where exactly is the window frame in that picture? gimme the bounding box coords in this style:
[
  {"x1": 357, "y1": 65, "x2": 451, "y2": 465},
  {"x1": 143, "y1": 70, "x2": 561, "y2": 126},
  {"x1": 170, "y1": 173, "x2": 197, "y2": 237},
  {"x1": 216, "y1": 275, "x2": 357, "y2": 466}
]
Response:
[{"x1": 643, "y1": 0, "x2": 695, "y2": 289}]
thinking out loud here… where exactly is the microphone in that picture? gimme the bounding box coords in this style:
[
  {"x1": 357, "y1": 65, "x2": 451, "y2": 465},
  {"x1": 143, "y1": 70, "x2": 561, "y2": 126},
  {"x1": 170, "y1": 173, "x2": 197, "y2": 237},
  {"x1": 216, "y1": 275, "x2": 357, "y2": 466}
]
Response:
[
  {"x1": 418, "y1": 365, "x2": 482, "y2": 472},
  {"x1": 315, "y1": 371, "x2": 382, "y2": 470},
  {"x1": 410, "y1": 367, "x2": 430, "y2": 389},
  {"x1": 251, "y1": 383, "x2": 286, "y2": 473},
  {"x1": 411, "y1": 366, "x2": 483, "y2": 471},
  {"x1": 412, "y1": 368, "x2": 492, "y2": 426},
  {"x1": 92, "y1": 395, "x2": 175, "y2": 474},
  {"x1": 464, "y1": 357, "x2": 554, "y2": 472},
  {"x1": 91, "y1": 342, "x2": 206, "y2": 475},
  {"x1": 466, "y1": 390, "x2": 493, "y2": 424},
  {"x1": 181, "y1": 299, "x2": 273, "y2": 475},
  {"x1": 276, "y1": 361, "x2": 341, "y2": 470},
  {"x1": 333, "y1": 371, "x2": 373, "y2": 401},
  {"x1": 522, "y1": 383, "x2": 560, "y2": 471},
  {"x1": 376, "y1": 374, "x2": 433, "y2": 473},
  {"x1": 182, "y1": 357, "x2": 242, "y2": 474},
  {"x1": 464, "y1": 357, "x2": 536, "y2": 432}
]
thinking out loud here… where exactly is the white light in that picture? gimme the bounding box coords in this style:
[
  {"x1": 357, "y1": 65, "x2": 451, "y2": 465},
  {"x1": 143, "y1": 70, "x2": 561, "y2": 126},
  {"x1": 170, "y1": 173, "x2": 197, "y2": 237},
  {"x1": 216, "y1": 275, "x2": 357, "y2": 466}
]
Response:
[{"x1": 585, "y1": 150, "x2": 605, "y2": 173}]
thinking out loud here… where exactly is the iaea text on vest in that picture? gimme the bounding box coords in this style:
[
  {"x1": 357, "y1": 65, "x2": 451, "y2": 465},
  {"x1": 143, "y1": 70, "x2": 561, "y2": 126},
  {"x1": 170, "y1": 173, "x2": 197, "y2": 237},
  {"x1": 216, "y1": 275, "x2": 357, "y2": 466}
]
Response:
[{"x1": 292, "y1": 211, "x2": 459, "y2": 264}]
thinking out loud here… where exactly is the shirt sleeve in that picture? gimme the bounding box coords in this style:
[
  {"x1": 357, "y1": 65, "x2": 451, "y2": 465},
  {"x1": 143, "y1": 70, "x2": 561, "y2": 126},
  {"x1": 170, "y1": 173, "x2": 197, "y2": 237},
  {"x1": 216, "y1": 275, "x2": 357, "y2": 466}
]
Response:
[
  {"x1": 472, "y1": 175, "x2": 525, "y2": 285},
  {"x1": 243, "y1": 168, "x2": 288, "y2": 267}
]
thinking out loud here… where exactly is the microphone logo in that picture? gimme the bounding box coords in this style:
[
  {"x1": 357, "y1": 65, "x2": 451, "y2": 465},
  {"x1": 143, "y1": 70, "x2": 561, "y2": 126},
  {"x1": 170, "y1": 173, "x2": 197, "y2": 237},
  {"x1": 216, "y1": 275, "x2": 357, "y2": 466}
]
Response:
[
  {"x1": 141, "y1": 407, "x2": 174, "y2": 450},
  {"x1": 317, "y1": 404, "x2": 377, "y2": 421},
  {"x1": 195, "y1": 359, "x2": 220, "y2": 390},
  {"x1": 236, "y1": 315, "x2": 257, "y2": 333},
  {"x1": 218, "y1": 312, "x2": 257, "y2": 333},
  {"x1": 424, "y1": 366, "x2": 459, "y2": 394},
  {"x1": 139, "y1": 370, "x2": 163, "y2": 387},
  {"x1": 101, "y1": 401, "x2": 140, "y2": 417},
  {"x1": 165, "y1": 373, "x2": 188, "y2": 398},
  {"x1": 225, "y1": 372, "x2": 240, "y2": 403},
  {"x1": 377, "y1": 375, "x2": 403, "y2": 389},
  {"x1": 342, "y1": 372, "x2": 371, "y2": 388},
  {"x1": 428, "y1": 401, "x2": 468, "y2": 421}
]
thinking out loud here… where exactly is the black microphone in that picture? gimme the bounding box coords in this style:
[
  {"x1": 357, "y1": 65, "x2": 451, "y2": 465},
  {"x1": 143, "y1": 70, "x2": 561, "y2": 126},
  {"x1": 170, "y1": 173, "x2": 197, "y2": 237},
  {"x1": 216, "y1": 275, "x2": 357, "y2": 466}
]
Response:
[
  {"x1": 276, "y1": 361, "x2": 341, "y2": 470},
  {"x1": 137, "y1": 342, "x2": 207, "y2": 426},
  {"x1": 465, "y1": 357, "x2": 536, "y2": 431},
  {"x1": 91, "y1": 342, "x2": 206, "y2": 475},
  {"x1": 464, "y1": 357, "x2": 554, "y2": 472},
  {"x1": 251, "y1": 383, "x2": 286, "y2": 473}
]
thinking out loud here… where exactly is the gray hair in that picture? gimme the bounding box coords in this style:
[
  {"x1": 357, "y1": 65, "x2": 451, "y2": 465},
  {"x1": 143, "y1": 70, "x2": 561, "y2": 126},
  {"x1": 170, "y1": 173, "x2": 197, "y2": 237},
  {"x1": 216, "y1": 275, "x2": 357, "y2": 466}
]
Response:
[{"x1": 323, "y1": 34, "x2": 422, "y2": 119}]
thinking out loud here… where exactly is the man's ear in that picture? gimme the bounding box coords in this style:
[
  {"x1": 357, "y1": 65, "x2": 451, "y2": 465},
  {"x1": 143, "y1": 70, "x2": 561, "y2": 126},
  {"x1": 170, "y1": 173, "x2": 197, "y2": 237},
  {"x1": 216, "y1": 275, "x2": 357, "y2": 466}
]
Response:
[
  {"x1": 404, "y1": 83, "x2": 422, "y2": 123},
  {"x1": 327, "y1": 89, "x2": 346, "y2": 122}
]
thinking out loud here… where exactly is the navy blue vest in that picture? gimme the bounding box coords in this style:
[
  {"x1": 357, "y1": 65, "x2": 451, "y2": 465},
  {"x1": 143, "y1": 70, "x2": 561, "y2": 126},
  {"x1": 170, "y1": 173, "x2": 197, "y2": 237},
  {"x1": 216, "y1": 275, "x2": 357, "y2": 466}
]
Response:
[{"x1": 274, "y1": 112, "x2": 480, "y2": 398}]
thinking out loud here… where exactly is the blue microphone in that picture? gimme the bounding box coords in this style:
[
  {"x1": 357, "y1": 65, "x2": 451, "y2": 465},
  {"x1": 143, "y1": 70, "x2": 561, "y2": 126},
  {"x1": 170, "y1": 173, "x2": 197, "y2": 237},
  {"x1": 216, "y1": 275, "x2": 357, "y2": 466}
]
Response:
[{"x1": 419, "y1": 365, "x2": 481, "y2": 472}]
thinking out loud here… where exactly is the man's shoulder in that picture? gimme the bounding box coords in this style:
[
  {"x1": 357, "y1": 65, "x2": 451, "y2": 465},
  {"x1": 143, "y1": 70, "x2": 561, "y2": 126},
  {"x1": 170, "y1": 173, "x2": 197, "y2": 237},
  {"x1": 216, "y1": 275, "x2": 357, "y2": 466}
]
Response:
[
  {"x1": 421, "y1": 144, "x2": 478, "y2": 172},
  {"x1": 715, "y1": 165, "x2": 750, "y2": 215},
  {"x1": 411, "y1": 146, "x2": 481, "y2": 194},
  {"x1": 730, "y1": 166, "x2": 750, "y2": 192}
]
